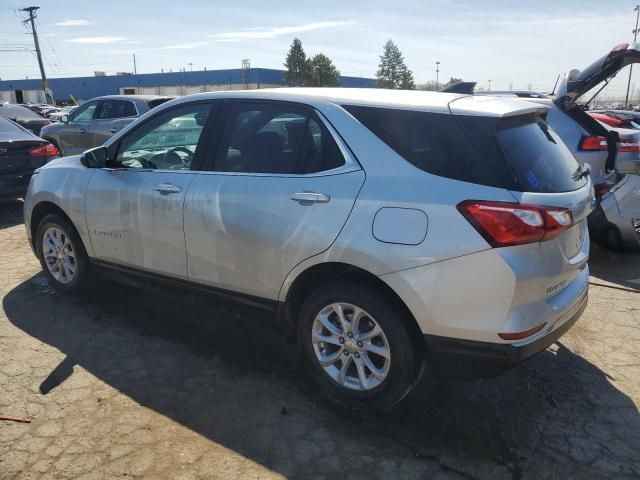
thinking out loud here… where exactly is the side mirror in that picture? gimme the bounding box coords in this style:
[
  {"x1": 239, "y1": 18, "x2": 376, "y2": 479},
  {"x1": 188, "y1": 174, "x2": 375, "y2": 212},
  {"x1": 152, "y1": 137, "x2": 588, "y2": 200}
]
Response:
[
  {"x1": 81, "y1": 146, "x2": 108, "y2": 168},
  {"x1": 60, "y1": 114, "x2": 69, "y2": 124}
]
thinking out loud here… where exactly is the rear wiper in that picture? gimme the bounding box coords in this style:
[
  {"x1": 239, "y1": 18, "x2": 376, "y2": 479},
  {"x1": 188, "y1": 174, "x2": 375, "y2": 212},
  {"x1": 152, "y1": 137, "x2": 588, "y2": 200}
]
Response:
[{"x1": 572, "y1": 163, "x2": 591, "y2": 181}]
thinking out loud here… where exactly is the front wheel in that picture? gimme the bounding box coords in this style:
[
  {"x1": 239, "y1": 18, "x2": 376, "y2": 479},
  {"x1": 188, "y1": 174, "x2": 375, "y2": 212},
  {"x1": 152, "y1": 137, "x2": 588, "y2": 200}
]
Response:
[
  {"x1": 298, "y1": 282, "x2": 422, "y2": 409},
  {"x1": 35, "y1": 213, "x2": 89, "y2": 293}
]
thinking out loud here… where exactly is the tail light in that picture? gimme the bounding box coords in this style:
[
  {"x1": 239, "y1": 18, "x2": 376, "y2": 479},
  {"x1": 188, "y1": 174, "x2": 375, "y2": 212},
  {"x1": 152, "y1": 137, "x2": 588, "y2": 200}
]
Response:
[
  {"x1": 578, "y1": 136, "x2": 608, "y2": 151},
  {"x1": 28, "y1": 143, "x2": 60, "y2": 158},
  {"x1": 618, "y1": 140, "x2": 640, "y2": 152},
  {"x1": 499, "y1": 323, "x2": 546, "y2": 341},
  {"x1": 457, "y1": 200, "x2": 574, "y2": 247}
]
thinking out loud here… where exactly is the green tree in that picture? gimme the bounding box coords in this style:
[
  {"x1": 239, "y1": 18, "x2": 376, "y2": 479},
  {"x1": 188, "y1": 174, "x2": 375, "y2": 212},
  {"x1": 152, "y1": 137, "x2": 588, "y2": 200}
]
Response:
[
  {"x1": 400, "y1": 69, "x2": 416, "y2": 90},
  {"x1": 283, "y1": 38, "x2": 310, "y2": 86},
  {"x1": 307, "y1": 53, "x2": 341, "y2": 87},
  {"x1": 376, "y1": 40, "x2": 415, "y2": 90}
]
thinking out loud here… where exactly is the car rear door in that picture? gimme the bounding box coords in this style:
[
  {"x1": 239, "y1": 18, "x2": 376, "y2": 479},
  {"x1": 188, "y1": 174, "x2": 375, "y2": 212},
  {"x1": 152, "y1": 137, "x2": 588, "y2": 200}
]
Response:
[
  {"x1": 84, "y1": 101, "x2": 216, "y2": 279},
  {"x1": 183, "y1": 100, "x2": 365, "y2": 301},
  {"x1": 92, "y1": 99, "x2": 139, "y2": 146}
]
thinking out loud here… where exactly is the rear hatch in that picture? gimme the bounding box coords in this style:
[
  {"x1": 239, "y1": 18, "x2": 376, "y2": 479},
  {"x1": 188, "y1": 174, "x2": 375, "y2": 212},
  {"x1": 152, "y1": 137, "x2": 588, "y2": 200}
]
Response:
[
  {"x1": 450, "y1": 96, "x2": 594, "y2": 302},
  {"x1": 555, "y1": 43, "x2": 640, "y2": 176}
]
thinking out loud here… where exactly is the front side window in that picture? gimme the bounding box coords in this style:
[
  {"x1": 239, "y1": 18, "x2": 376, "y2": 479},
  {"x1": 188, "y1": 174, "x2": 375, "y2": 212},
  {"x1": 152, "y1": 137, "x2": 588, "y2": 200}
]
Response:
[
  {"x1": 116, "y1": 103, "x2": 212, "y2": 170},
  {"x1": 214, "y1": 102, "x2": 345, "y2": 174},
  {"x1": 71, "y1": 101, "x2": 99, "y2": 122},
  {"x1": 96, "y1": 100, "x2": 137, "y2": 119}
]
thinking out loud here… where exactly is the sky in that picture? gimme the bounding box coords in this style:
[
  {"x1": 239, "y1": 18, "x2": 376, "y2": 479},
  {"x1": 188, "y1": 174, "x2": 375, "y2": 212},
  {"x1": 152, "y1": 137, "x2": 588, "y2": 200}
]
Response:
[{"x1": 1, "y1": 0, "x2": 640, "y2": 98}]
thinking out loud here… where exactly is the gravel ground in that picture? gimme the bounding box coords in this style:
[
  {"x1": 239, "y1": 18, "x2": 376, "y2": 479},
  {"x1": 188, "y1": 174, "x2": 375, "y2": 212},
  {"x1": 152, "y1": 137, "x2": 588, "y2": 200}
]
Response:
[{"x1": 0, "y1": 200, "x2": 638, "y2": 480}]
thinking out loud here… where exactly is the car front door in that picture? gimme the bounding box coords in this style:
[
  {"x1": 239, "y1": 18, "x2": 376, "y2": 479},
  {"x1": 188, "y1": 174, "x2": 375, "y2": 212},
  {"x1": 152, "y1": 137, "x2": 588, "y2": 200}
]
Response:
[
  {"x1": 92, "y1": 99, "x2": 139, "y2": 146},
  {"x1": 84, "y1": 102, "x2": 216, "y2": 279},
  {"x1": 184, "y1": 100, "x2": 365, "y2": 300},
  {"x1": 60, "y1": 100, "x2": 100, "y2": 155}
]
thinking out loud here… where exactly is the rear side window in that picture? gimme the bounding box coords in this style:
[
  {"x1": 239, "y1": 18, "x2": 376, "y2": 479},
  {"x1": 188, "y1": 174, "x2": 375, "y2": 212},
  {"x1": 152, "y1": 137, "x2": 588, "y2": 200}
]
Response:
[
  {"x1": 96, "y1": 100, "x2": 137, "y2": 119},
  {"x1": 0, "y1": 104, "x2": 43, "y2": 122},
  {"x1": 343, "y1": 105, "x2": 502, "y2": 188},
  {"x1": 148, "y1": 98, "x2": 173, "y2": 109},
  {"x1": 214, "y1": 102, "x2": 345, "y2": 174}
]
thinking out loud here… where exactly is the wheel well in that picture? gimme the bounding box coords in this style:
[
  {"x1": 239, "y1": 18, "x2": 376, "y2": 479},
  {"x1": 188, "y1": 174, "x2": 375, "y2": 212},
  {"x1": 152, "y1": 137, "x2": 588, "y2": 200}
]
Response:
[
  {"x1": 281, "y1": 262, "x2": 423, "y2": 345},
  {"x1": 29, "y1": 201, "x2": 78, "y2": 251}
]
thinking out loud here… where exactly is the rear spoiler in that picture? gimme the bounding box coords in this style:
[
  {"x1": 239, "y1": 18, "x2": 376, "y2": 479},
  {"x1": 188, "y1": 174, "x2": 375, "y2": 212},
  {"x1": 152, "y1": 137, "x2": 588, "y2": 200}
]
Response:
[{"x1": 439, "y1": 82, "x2": 476, "y2": 94}]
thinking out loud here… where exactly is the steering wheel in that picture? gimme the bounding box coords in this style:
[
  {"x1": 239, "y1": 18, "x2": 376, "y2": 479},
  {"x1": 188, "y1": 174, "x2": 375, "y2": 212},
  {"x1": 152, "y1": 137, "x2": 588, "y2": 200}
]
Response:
[{"x1": 164, "y1": 146, "x2": 193, "y2": 169}]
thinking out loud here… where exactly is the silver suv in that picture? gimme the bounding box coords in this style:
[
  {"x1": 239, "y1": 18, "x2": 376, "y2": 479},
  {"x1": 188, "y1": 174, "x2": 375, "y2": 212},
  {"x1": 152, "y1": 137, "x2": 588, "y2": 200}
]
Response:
[
  {"x1": 40, "y1": 95, "x2": 173, "y2": 157},
  {"x1": 24, "y1": 89, "x2": 594, "y2": 407}
]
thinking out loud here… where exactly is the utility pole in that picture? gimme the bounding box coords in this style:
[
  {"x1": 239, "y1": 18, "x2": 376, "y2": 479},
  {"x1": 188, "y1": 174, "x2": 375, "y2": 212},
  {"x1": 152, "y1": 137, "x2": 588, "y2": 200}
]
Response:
[
  {"x1": 21, "y1": 6, "x2": 52, "y2": 104},
  {"x1": 133, "y1": 54, "x2": 137, "y2": 74},
  {"x1": 188, "y1": 62, "x2": 193, "y2": 72},
  {"x1": 625, "y1": 5, "x2": 640, "y2": 107},
  {"x1": 435, "y1": 61, "x2": 440, "y2": 89},
  {"x1": 488, "y1": 79, "x2": 492, "y2": 91}
]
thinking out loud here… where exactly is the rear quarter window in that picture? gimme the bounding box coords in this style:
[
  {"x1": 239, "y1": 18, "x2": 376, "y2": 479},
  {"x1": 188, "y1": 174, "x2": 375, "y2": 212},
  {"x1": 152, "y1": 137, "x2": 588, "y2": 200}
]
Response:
[{"x1": 343, "y1": 105, "x2": 502, "y2": 188}]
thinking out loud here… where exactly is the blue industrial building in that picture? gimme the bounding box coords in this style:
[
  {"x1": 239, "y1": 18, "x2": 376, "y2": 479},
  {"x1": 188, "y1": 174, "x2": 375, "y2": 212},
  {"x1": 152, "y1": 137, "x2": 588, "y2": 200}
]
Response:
[{"x1": 0, "y1": 68, "x2": 376, "y2": 104}]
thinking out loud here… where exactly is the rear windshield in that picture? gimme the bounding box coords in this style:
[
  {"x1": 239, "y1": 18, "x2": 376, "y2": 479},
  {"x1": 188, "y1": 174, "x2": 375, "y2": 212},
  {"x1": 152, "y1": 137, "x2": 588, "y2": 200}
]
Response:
[
  {"x1": 0, "y1": 117, "x2": 26, "y2": 135},
  {"x1": 0, "y1": 104, "x2": 43, "y2": 122},
  {"x1": 343, "y1": 105, "x2": 587, "y2": 193}
]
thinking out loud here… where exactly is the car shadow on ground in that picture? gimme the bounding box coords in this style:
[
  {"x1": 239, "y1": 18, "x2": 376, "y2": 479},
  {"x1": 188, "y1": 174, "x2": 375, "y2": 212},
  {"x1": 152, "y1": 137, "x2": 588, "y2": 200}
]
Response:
[
  {"x1": 4, "y1": 273, "x2": 639, "y2": 479},
  {"x1": 589, "y1": 243, "x2": 640, "y2": 291},
  {"x1": 0, "y1": 200, "x2": 23, "y2": 229}
]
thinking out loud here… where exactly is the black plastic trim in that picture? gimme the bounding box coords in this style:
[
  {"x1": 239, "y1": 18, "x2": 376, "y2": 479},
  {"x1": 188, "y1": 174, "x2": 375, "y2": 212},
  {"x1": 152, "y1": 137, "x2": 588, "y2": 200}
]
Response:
[{"x1": 424, "y1": 290, "x2": 588, "y2": 379}]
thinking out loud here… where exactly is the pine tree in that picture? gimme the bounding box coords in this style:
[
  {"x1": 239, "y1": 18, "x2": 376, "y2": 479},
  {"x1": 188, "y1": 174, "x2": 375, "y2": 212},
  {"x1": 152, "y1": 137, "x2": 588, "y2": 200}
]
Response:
[
  {"x1": 283, "y1": 38, "x2": 309, "y2": 86},
  {"x1": 376, "y1": 40, "x2": 415, "y2": 90},
  {"x1": 308, "y1": 53, "x2": 340, "y2": 87}
]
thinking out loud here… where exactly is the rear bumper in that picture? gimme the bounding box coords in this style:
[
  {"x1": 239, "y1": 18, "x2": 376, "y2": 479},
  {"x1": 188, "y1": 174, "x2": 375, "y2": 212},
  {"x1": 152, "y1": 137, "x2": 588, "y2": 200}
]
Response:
[
  {"x1": 0, "y1": 171, "x2": 31, "y2": 200},
  {"x1": 424, "y1": 288, "x2": 588, "y2": 379}
]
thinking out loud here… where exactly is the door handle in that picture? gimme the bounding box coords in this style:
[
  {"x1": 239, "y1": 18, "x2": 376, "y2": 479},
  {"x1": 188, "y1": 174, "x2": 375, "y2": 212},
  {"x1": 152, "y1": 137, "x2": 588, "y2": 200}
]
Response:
[
  {"x1": 109, "y1": 128, "x2": 119, "y2": 133},
  {"x1": 154, "y1": 183, "x2": 182, "y2": 195},
  {"x1": 79, "y1": 128, "x2": 86, "y2": 133},
  {"x1": 290, "y1": 192, "x2": 330, "y2": 204}
]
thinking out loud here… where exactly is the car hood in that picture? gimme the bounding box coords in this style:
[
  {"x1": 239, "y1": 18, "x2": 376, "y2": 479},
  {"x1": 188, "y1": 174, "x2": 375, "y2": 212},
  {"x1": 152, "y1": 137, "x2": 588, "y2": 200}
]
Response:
[{"x1": 555, "y1": 43, "x2": 640, "y2": 110}]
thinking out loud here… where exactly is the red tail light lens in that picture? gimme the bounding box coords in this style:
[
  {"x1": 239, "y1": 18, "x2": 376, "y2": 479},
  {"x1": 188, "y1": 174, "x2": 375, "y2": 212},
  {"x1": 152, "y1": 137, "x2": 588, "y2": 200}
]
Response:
[
  {"x1": 618, "y1": 140, "x2": 640, "y2": 152},
  {"x1": 578, "y1": 136, "x2": 608, "y2": 151},
  {"x1": 498, "y1": 323, "x2": 546, "y2": 341},
  {"x1": 457, "y1": 200, "x2": 574, "y2": 247},
  {"x1": 28, "y1": 143, "x2": 59, "y2": 158}
]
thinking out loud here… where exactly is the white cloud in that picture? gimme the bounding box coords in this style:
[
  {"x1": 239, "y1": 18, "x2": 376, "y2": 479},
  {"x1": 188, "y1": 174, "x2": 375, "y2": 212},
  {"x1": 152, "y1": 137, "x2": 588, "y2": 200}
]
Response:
[
  {"x1": 160, "y1": 42, "x2": 207, "y2": 50},
  {"x1": 65, "y1": 37, "x2": 127, "y2": 44},
  {"x1": 209, "y1": 21, "x2": 356, "y2": 42},
  {"x1": 54, "y1": 19, "x2": 94, "y2": 27}
]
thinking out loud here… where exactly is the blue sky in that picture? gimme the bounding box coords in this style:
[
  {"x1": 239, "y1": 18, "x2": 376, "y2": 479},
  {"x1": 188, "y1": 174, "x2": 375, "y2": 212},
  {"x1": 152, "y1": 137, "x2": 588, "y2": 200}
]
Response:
[{"x1": 1, "y1": 0, "x2": 639, "y2": 96}]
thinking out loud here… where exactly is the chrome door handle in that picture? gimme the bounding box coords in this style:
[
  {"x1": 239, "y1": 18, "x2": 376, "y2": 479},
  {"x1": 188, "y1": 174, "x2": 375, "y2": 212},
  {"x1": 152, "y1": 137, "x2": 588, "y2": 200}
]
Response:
[
  {"x1": 79, "y1": 128, "x2": 86, "y2": 133},
  {"x1": 109, "y1": 128, "x2": 119, "y2": 133},
  {"x1": 154, "y1": 183, "x2": 182, "y2": 195},
  {"x1": 291, "y1": 192, "x2": 330, "y2": 204}
]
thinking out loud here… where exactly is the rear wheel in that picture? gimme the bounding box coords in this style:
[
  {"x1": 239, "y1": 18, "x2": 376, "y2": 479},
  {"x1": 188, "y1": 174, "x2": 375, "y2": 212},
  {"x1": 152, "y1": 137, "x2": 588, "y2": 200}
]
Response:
[
  {"x1": 299, "y1": 282, "x2": 422, "y2": 409},
  {"x1": 35, "y1": 213, "x2": 89, "y2": 293},
  {"x1": 605, "y1": 225, "x2": 624, "y2": 250}
]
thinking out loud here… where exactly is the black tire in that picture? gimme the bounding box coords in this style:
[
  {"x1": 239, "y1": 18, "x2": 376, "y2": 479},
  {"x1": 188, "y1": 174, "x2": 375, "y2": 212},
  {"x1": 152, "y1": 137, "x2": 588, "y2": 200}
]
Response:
[
  {"x1": 35, "y1": 213, "x2": 90, "y2": 294},
  {"x1": 298, "y1": 281, "x2": 422, "y2": 410}
]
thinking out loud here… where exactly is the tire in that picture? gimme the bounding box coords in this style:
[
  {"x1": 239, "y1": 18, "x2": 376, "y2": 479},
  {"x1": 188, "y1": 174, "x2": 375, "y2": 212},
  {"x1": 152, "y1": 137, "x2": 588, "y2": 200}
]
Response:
[
  {"x1": 35, "y1": 213, "x2": 90, "y2": 294},
  {"x1": 298, "y1": 281, "x2": 422, "y2": 410}
]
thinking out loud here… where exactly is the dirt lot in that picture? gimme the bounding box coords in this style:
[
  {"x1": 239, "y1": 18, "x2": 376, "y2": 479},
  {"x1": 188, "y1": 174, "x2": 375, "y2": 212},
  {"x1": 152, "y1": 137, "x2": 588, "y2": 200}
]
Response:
[{"x1": 0, "y1": 201, "x2": 638, "y2": 480}]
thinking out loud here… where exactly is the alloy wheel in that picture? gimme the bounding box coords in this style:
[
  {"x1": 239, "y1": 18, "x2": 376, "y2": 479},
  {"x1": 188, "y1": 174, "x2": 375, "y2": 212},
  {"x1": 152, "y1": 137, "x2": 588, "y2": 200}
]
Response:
[
  {"x1": 42, "y1": 226, "x2": 76, "y2": 284},
  {"x1": 311, "y1": 302, "x2": 391, "y2": 391}
]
